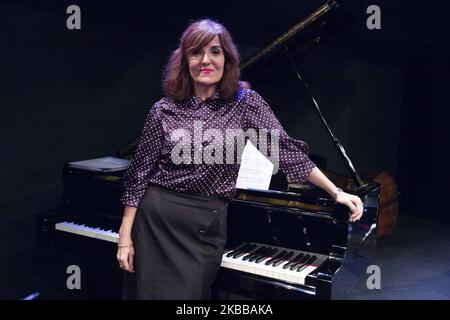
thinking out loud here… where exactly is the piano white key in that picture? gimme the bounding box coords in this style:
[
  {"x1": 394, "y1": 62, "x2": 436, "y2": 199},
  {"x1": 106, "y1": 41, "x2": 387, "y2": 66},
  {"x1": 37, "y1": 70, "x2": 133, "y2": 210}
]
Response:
[
  {"x1": 297, "y1": 265, "x2": 319, "y2": 280},
  {"x1": 55, "y1": 221, "x2": 119, "y2": 243}
]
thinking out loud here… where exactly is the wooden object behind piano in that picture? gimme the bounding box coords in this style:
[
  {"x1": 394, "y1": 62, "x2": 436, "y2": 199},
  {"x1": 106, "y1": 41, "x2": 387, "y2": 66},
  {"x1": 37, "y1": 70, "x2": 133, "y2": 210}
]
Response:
[
  {"x1": 362, "y1": 172, "x2": 398, "y2": 239},
  {"x1": 289, "y1": 168, "x2": 397, "y2": 239}
]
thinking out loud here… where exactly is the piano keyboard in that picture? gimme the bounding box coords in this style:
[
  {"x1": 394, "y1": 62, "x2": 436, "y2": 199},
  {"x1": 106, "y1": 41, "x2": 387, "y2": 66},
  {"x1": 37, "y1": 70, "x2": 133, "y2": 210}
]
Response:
[
  {"x1": 55, "y1": 221, "x2": 119, "y2": 243},
  {"x1": 220, "y1": 242, "x2": 328, "y2": 285},
  {"x1": 54, "y1": 222, "x2": 326, "y2": 285}
]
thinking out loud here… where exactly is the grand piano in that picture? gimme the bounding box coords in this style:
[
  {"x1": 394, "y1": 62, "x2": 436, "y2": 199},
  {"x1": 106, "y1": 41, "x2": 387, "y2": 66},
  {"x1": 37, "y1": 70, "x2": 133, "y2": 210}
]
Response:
[{"x1": 36, "y1": 1, "x2": 380, "y2": 300}]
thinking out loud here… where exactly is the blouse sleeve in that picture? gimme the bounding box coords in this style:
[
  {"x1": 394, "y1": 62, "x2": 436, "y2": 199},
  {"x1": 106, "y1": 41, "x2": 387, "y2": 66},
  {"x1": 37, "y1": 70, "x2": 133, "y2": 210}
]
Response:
[
  {"x1": 119, "y1": 103, "x2": 163, "y2": 207},
  {"x1": 243, "y1": 90, "x2": 316, "y2": 183}
]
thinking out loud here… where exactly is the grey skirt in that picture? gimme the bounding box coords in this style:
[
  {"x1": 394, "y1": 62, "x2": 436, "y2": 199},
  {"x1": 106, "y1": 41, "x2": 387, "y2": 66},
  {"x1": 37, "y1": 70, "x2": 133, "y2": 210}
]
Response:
[{"x1": 123, "y1": 184, "x2": 228, "y2": 300}]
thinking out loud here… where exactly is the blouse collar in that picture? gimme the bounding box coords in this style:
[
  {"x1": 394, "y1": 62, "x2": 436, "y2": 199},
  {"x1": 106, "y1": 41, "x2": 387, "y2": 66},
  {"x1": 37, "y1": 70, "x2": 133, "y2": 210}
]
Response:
[{"x1": 185, "y1": 91, "x2": 223, "y2": 109}]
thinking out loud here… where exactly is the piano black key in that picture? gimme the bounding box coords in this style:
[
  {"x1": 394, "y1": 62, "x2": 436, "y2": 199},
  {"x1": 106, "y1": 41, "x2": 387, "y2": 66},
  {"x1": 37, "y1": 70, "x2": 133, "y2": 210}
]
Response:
[
  {"x1": 282, "y1": 252, "x2": 304, "y2": 269},
  {"x1": 265, "y1": 249, "x2": 288, "y2": 265},
  {"x1": 254, "y1": 247, "x2": 278, "y2": 264},
  {"x1": 233, "y1": 244, "x2": 257, "y2": 259},
  {"x1": 229, "y1": 242, "x2": 252, "y2": 258},
  {"x1": 226, "y1": 242, "x2": 249, "y2": 258},
  {"x1": 246, "y1": 246, "x2": 268, "y2": 262},
  {"x1": 84, "y1": 221, "x2": 97, "y2": 229},
  {"x1": 248, "y1": 246, "x2": 270, "y2": 262},
  {"x1": 289, "y1": 254, "x2": 311, "y2": 270},
  {"x1": 296, "y1": 255, "x2": 317, "y2": 272},
  {"x1": 268, "y1": 250, "x2": 292, "y2": 267},
  {"x1": 242, "y1": 245, "x2": 264, "y2": 261},
  {"x1": 272, "y1": 251, "x2": 295, "y2": 267}
]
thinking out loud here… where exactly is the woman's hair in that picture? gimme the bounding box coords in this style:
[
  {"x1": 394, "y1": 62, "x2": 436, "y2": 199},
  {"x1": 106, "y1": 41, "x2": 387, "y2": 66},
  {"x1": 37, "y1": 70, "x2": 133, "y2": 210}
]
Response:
[{"x1": 162, "y1": 19, "x2": 242, "y2": 101}]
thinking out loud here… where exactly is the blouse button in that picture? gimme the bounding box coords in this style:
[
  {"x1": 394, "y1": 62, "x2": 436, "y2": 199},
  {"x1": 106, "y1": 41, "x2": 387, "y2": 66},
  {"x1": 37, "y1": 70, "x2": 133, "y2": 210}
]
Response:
[{"x1": 212, "y1": 210, "x2": 218, "y2": 215}]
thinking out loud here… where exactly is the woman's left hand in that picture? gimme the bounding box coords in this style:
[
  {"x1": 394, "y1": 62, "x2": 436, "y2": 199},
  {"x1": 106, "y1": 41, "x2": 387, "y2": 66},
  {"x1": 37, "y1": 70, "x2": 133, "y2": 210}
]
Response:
[{"x1": 335, "y1": 192, "x2": 364, "y2": 222}]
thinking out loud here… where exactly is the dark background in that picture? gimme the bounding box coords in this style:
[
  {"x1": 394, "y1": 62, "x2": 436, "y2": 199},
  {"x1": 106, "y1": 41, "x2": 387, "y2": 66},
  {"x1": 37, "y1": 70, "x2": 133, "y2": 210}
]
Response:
[{"x1": 0, "y1": 0, "x2": 448, "y2": 299}]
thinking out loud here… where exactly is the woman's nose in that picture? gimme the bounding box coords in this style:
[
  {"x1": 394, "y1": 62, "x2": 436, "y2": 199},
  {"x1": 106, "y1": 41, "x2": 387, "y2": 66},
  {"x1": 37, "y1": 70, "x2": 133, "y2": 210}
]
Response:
[{"x1": 201, "y1": 53, "x2": 211, "y2": 64}]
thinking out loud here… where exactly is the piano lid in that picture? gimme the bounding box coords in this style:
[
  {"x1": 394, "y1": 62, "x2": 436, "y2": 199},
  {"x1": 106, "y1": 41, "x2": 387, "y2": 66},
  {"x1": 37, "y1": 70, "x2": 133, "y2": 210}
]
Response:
[
  {"x1": 238, "y1": 1, "x2": 365, "y2": 189},
  {"x1": 240, "y1": 0, "x2": 355, "y2": 77}
]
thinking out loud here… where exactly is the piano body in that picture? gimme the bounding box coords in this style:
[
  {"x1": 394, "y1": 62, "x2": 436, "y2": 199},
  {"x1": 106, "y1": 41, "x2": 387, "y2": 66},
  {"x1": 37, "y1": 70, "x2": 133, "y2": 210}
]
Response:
[{"x1": 36, "y1": 1, "x2": 380, "y2": 300}]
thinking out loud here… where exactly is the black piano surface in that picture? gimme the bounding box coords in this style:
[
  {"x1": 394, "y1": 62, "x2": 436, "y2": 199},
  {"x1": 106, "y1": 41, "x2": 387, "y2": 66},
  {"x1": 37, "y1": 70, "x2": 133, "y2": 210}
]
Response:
[{"x1": 35, "y1": 1, "x2": 380, "y2": 300}]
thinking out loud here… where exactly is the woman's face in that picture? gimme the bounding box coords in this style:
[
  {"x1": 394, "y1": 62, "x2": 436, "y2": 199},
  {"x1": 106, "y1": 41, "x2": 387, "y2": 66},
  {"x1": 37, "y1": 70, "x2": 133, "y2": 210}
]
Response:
[{"x1": 188, "y1": 35, "x2": 225, "y2": 91}]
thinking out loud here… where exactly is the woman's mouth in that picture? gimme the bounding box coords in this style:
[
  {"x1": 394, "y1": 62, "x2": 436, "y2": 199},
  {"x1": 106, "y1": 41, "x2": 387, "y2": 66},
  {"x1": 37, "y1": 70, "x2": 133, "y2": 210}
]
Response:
[{"x1": 200, "y1": 68, "x2": 213, "y2": 74}]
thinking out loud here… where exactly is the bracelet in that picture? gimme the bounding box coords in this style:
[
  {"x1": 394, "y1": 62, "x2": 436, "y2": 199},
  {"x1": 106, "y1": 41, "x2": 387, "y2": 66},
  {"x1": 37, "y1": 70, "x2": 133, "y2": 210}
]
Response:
[{"x1": 117, "y1": 243, "x2": 133, "y2": 248}]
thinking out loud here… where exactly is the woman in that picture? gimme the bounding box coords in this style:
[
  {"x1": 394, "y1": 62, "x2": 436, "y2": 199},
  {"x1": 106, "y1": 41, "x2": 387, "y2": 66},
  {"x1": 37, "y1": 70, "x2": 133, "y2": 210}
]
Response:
[{"x1": 117, "y1": 19, "x2": 363, "y2": 300}]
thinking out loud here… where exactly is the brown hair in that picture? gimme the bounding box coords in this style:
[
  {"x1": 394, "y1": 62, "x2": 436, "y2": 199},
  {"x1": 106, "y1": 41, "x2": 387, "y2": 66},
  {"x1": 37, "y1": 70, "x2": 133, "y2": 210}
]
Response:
[{"x1": 162, "y1": 19, "x2": 241, "y2": 101}]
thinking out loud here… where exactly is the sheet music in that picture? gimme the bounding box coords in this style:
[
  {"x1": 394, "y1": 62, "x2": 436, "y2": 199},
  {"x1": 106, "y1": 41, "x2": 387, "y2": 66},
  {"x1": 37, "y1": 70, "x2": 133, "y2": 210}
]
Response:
[
  {"x1": 235, "y1": 140, "x2": 274, "y2": 190},
  {"x1": 67, "y1": 156, "x2": 130, "y2": 172}
]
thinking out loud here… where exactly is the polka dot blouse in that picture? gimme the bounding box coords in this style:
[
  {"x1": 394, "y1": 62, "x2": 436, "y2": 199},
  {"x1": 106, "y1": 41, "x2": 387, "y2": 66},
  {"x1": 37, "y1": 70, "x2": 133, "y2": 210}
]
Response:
[{"x1": 119, "y1": 88, "x2": 316, "y2": 207}]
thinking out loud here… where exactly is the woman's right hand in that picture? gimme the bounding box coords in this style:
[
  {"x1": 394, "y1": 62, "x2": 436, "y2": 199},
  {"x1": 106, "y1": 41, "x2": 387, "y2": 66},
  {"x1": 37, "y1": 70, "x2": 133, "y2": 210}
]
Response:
[
  {"x1": 116, "y1": 239, "x2": 135, "y2": 273},
  {"x1": 117, "y1": 206, "x2": 138, "y2": 273}
]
